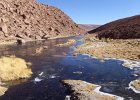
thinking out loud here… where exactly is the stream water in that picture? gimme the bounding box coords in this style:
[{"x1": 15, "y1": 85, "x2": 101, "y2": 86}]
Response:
[{"x1": 0, "y1": 36, "x2": 140, "y2": 100}]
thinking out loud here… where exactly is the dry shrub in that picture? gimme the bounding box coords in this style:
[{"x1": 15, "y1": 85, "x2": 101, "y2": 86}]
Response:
[{"x1": 0, "y1": 56, "x2": 32, "y2": 82}]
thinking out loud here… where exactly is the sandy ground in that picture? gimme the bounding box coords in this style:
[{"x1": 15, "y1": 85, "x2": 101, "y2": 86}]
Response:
[{"x1": 76, "y1": 34, "x2": 140, "y2": 62}]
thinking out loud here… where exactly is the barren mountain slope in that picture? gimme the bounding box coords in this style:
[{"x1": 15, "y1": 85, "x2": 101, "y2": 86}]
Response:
[
  {"x1": 89, "y1": 15, "x2": 140, "y2": 39},
  {"x1": 0, "y1": 0, "x2": 85, "y2": 42},
  {"x1": 78, "y1": 24, "x2": 100, "y2": 32}
]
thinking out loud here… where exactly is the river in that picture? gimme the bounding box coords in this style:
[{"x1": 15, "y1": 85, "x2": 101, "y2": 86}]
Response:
[{"x1": 0, "y1": 36, "x2": 140, "y2": 100}]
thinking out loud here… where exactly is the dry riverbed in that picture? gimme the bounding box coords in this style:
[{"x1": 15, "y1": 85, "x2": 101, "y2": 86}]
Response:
[{"x1": 0, "y1": 56, "x2": 32, "y2": 96}]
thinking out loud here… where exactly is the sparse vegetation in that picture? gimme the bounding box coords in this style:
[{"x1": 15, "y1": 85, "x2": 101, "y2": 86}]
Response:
[
  {"x1": 55, "y1": 39, "x2": 76, "y2": 47},
  {"x1": 35, "y1": 47, "x2": 44, "y2": 54},
  {"x1": 0, "y1": 56, "x2": 32, "y2": 82},
  {"x1": 76, "y1": 34, "x2": 140, "y2": 62},
  {"x1": 0, "y1": 56, "x2": 32, "y2": 96}
]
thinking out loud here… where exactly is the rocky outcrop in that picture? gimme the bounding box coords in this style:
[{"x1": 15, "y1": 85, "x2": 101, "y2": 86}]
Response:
[
  {"x1": 0, "y1": 0, "x2": 85, "y2": 42},
  {"x1": 62, "y1": 80, "x2": 124, "y2": 100},
  {"x1": 89, "y1": 15, "x2": 140, "y2": 39}
]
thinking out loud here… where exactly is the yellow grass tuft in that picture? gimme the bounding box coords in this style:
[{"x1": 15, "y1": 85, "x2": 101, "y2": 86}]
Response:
[
  {"x1": 0, "y1": 56, "x2": 32, "y2": 82},
  {"x1": 55, "y1": 39, "x2": 76, "y2": 47},
  {"x1": 35, "y1": 47, "x2": 44, "y2": 54}
]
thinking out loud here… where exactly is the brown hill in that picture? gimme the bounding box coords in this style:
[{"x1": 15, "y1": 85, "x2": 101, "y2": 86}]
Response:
[
  {"x1": 0, "y1": 0, "x2": 85, "y2": 42},
  {"x1": 89, "y1": 15, "x2": 140, "y2": 39},
  {"x1": 78, "y1": 24, "x2": 100, "y2": 32}
]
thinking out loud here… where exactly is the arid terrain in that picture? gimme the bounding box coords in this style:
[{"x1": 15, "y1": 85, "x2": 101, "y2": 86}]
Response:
[
  {"x1": 89, "y1": 15, "x2": 140, "y2": 39},
  {"x1": 79, "y1": 24, "x2": 100, "y2": 32},
  {"x1": 0, "y1": 0, "x2": 85, "y2": 44}
]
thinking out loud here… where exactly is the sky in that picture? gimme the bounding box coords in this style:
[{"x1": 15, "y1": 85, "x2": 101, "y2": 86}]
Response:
[{"x1": 38, "y1": 0, "x2": 140, "y2": 25}]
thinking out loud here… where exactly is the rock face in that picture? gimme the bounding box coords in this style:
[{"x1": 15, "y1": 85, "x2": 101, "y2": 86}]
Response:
[
  {"x1": 62, "y1": 80, "x2": 123, "y2": 100},
  {"x1": 0, "y1": 0, "x2": 85, "y2": 42},
  {"x1": 89, "y1": 15, "x2": 140, "y2": 39}
]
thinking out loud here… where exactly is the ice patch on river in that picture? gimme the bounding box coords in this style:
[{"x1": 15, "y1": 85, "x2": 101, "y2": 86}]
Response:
[
  {"x1": 94, "y1": 86, "x2": 124, "y2": 100},
  {"x1": 48, "y1": 74, "x2": 59, "y2": 79},
  {"x1": 104, "y1": 58, "x2": 140, "y2": 69},
  {"x1": 80, "y1": 54, "x2": 140, "y2": 70},
  {"x1": 82, "y1": 81, "x2": 124, "y2": 100},
  {"x1": 34, "y1": 77, "x2": 43, "y2": 83},
  {"x1": 73, "y1": 71, "x2": 82, "y2": 74}
]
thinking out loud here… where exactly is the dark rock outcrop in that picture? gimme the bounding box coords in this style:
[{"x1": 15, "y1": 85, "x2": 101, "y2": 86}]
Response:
[
  {"x1": 0, "y1": 0, "x2": 85, "y2": 42},
  {"x1": 89, "y1": 15, "x2": 140, "y2": 39}
]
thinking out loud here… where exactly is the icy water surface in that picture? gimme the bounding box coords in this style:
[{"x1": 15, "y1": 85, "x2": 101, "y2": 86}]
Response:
[{"x1": 0, "y1": 36, "x2": 140, "y2": 100}]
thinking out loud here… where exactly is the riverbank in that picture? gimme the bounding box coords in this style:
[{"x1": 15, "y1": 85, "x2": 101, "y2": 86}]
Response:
[
  {"x1": 62, "y1": 80, "x2": 124, "y2": 100},
  {"x1": 0, "y1": 35, "x2": 76, "y2": 46},
  {"x1": 76, "y1": 34, "x2": 140, "y2": 62}
]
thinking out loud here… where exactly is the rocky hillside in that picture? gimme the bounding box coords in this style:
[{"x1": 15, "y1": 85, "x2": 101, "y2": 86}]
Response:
[
  {"x1": 89, "y1": 15, "x2": 140, "y2": 39},
  {"x1": 0, "y1": 0, "x2": 85, "y2": 42},
  {"x1": 78, "y1": 24, "x2": 100, "y2": 32}
]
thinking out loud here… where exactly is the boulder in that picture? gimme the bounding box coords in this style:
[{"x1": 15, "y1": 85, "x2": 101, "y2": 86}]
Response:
[
  {"x1": 42, "y1": 35, "x2": 50, "y2": 40},
  {"x1": 17, "y1": 38, "x2": 26, "y2": 44},
  {"x1": 0, "y1": 23, "x2": 8, "y2": 34}
]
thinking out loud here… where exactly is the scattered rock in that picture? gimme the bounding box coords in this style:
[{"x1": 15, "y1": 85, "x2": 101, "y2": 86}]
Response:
[{"x1": 43, "y1": 46, "x2": 48, "y2": 49}]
